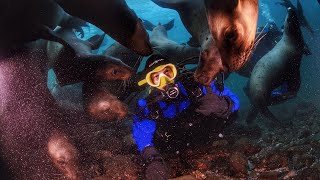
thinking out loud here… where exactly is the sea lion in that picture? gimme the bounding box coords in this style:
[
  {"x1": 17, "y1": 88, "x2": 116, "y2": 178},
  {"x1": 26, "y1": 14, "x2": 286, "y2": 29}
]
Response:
[
  {"x1": 199, "y1": 0, "x2": 259, "y2": 85},
  {"x1": 151, "y1": 0, "x2": 258, "y2": 85},
  {"x1": 246, "y1": 8, "x2": 307, "y2": 125},
  {"x1": 0, "y1": 0, "x2": 87, "y2": 49},
  {"x1": 82, "y1": 80, "x2": 129, "y2": 121},
  {"x1": 0, "y1": 45, "x2": 85, "y2": 179},
  {"x1": 276, "y1": 0, "x2": 314, "y2": 34},
  {"x1": 103, "y1": 42, "x2": 142, "y2": 69},
  {"x1": 55, "y1": 0, "x2": 153, "y2": 56},
  {"x1": 46, "y1": 27, "x2": 133, "y2": 86},
  {"x1": 145, "y1": 19, "x2": 200, "y2": 66},
  {"x1": 237, "y1": 22, "x2": 311, "y2": 78},
  {"x1": 45, "y1": 27, "x2": 134, "y2": 121}
]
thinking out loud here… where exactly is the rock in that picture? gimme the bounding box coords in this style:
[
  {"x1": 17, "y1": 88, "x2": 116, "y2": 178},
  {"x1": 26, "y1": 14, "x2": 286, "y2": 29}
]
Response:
[
  {"x1": 298, "y1": 130, "x2": 312, "y2": 139},
  {"x1": 212, "y1": 140, "x2": 229, "y2": 148},
  {"x1": 94, "y1": 155, "x2": 138, "y2": 180},
  {"x1": 229, "y1": 152, "x2": 248, "y2": 176},
  {"x1": 169, "y1": 175, "x2": 197, "y2": 180},
  {"x1": 295, "y1": 168, "x2": 320, "y2": 179},
  {"x1": 233, "y1": 138, "x2": 261, "y2": 155},
  {"x1": 291, "y1": 154, "x2": 316, "y2": 170},
  {"x1": 256, "y1": 153, "x2": 288, "y2": 170},
  {"x1": 192, "y1": 170, "x2": 206, "y2": 179},
  {"x1": 256, "y1": 171, "x2": 281, "y2": 180}
]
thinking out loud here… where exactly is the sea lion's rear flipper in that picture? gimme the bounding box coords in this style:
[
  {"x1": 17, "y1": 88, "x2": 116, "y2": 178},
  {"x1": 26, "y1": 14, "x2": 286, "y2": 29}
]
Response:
[
  {"x1": 163, "y1": 19, "x2": 175, "y2": 31},
  {"x1": 61, "y1": 15, "x2": 89, "y2": 38},
  {"x1": 86, "y1": 33, "x2": 106, "y2": 50},
  {"x1": 187, "y1": 36, "x2": 200, "y2": 47},
  {"x1": 142, "y1": 19, "x2": 156, "y2": 31},
  {"x1": 151, "y1": 0, "x2": 189, "y2": 9},
  {"x1": 275, "y1": 0, "x2": 292, "y2": 8},
  {"x1": 246, "y1": 105, "x2": 259, "y2": 125},
  {"x1": 260, "y1": 106, "x2": 284, "y2": 127},
  {"x1": 318, "y1": 0, "x2": 320, "y2": 5},
  {"x1": 296, "y1": 0, "x2": 314, "y2": 34}
]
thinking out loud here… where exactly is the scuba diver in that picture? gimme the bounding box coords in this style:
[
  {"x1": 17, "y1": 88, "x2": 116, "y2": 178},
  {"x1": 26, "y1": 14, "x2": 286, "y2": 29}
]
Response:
[{"x1": 132, "y1": 54, "x2": 240, "y2": 179}]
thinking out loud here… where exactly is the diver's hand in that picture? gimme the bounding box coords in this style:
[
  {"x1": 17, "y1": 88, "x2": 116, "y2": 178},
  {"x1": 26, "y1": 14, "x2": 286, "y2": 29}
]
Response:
[
  {"x1": 142, "y1": 146, "x2": 169, "y2": 180},
  {"x1": 195, "y1": 91, "x2": 233, "y2": 119}
]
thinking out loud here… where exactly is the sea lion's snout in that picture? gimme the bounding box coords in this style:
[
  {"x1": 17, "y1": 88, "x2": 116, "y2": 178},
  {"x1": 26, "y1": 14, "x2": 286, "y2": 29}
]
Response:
[
  {"x1": 96, "y1": 60, "x2": 134, "y2": 81},
  {"x1": 48, "y1": 130, "x2": 82, "y2": 180},
  {"x1": 205, "y1": 0, "x2": 258, "y2": 72},
  {"x1": 84, "y1": 90, "x2": 128, "y2": 121},
  {"x1": 195, "y1": 46, "x2": 224, "y2": 85}
]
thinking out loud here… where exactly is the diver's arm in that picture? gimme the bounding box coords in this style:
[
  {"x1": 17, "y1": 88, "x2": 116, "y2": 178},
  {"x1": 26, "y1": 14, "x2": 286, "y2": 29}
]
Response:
[{"x1": 132, "y1": 101, "x2": 169, "y2": 179}]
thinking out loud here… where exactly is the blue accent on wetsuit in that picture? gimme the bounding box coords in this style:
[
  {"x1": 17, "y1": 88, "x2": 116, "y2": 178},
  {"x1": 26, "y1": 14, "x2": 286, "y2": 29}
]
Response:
[
  {"x1": 132, "y1": 81, "x2": 239, "y2": 153},
  {"x1": 271, "y1": 82, "x2": 288, "y2": 97}
]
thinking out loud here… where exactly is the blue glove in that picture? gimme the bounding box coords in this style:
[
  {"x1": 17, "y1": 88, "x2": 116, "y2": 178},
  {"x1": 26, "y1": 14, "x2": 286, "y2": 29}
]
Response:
[{"x1": 132, "y1": 119, "x2": 156, "y2": 153}]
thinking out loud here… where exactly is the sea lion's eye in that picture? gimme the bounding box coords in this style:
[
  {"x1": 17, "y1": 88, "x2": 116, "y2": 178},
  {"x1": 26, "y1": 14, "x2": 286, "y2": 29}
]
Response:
[{"x1": 112, "y1": 69, "x2": 118, "y2": 75}]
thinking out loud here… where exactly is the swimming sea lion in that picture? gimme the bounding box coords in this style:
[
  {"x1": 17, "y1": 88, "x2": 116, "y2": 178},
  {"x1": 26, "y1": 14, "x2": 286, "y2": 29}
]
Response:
[
  {"x1": 0, "y1": 0, "x2": 87, "y2": 49},
  {"x1": 46, "y1": 27, "x2": 133, "y2": 86},
  {"x1": 246, "y1": 8, "x2": 307, "y2": 125},
  {"x1": 237, "y1": 22, "x2": 311, "y2": 78},
  {"x1": 146, "y1": 19, "x2": 200, "y2": 66},
  {"x1": 151, "y1": 0, "x2": 258, "y2": 85},
  {"x1": 276, "y1": 0, "x2": 314, "y2": 34},
  {"x1": 0, "y1": 45, "x2": 85, "y2": 179},
  {"x1": 82, "y1": 80, "x2": 129, "y2": 121},
  {"x1": 55, "y1": 0, "x2": 153, "y2": 56}
]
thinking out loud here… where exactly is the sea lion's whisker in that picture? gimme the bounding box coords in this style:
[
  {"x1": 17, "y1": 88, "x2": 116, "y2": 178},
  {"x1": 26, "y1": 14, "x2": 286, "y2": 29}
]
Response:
[
  {"x1": 255, "y1": 23, "x2": 269, "y2": 41},
  {"x1": 133, "y1": 55, "x2": 143, "y2": 69},
  {"x1": 254, "y1": 33, "x2": 267, "y2": 49}
]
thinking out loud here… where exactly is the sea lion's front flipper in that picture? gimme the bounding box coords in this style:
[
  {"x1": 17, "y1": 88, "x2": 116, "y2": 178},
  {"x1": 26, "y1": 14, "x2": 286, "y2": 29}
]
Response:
[
  {"x1": 142, "y1": 19, "x2": 156, "y2": 31},
  {"x1": 163, "y1": 19, "x2": 175, "y2": 31},
  {"x1": 151, "y1": 0, "x2": 189, "y2": 9},
  {"x1": 86, "y1": 33, "x2": 106, "y2": 50}
]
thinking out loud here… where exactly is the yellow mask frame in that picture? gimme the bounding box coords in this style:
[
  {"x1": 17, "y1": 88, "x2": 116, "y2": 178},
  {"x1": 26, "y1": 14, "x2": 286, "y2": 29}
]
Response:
[{"x1": 138, "y1": 63, "x2": 177, "y2": 88}]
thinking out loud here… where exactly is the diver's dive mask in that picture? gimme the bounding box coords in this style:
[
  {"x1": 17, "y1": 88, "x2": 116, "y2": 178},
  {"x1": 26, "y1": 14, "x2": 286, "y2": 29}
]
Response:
[{"x1": 138, "y1": 63, "x2": 178, "y2": 91}]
